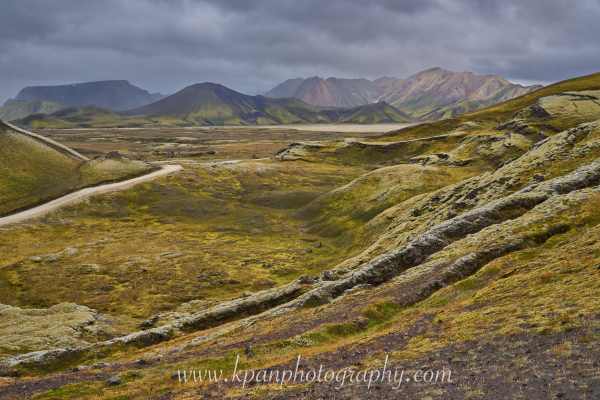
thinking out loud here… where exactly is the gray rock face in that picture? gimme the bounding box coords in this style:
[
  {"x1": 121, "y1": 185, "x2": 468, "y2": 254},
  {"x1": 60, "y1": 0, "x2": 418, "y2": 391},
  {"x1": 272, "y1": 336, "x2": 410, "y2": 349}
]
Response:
[
  {"x1": 175, "y1": 281, "x2": 306, "y2": 332},
  {"x1": 0, "y1": 303, "x2": 110, "y2": 359},
  {"x1": 29, "y1": 247, "x2": 79, "y2": 264},
  {"x1": 0, "y1": 279, "x2": 310, "y2": 372},
  {"x1": 106, "y1": 376, "x2": 122, "y2": 386},
  {"x1": 0, "y1": 347, "x2": 87, "y2": 371}
]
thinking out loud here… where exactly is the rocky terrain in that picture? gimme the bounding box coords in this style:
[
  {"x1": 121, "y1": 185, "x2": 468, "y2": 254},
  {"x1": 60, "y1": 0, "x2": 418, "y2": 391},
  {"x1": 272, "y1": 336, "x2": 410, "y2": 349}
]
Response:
[{"x1": 1, "y1": 71, "x2": 600, "y2": 399}]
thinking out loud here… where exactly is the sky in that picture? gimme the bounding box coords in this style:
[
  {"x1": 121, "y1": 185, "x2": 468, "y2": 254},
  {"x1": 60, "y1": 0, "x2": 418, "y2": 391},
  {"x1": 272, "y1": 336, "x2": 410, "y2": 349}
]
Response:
[{"x1": 1, "y1": 0, "x2": 600, "y2": 102}]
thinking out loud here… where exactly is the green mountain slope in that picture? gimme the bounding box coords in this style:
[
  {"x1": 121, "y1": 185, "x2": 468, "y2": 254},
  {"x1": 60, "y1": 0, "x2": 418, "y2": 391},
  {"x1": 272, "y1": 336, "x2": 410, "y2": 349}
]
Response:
[
  {"x1": 0, "y1": 120, "x2": 152, "y2": 216},
  {"x1": 18, "y1": 106, "x2": 142, "y2": 129},
  {"x1": 125, "y1": 82, "x2": 328, "y2": 125},
  {"x1": 322, "y1": 101, "x2": 414, "y2": 123}
]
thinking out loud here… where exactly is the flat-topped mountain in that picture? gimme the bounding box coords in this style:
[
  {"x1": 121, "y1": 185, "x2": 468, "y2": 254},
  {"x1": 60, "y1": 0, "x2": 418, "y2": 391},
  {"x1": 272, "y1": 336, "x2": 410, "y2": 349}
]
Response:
[
  {"x1": 266, "y1": 68, "x2": 542, "y2": 119},
  {"x1": 14, "y1": 80, "x2": 164, "y2": 112}
]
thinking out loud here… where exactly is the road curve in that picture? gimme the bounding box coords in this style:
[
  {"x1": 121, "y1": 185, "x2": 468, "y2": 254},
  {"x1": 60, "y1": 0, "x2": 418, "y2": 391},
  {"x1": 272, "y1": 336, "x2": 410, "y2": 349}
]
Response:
[{"x1": 0, "y1": 164, "x2": 183, "y2": 228}]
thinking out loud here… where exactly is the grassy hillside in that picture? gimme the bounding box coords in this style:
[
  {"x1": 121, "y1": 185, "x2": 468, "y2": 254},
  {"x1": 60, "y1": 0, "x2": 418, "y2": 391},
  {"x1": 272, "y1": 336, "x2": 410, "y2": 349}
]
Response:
[
  {"x1": 18, "y1": 107, "x2": 151, "y2": 129},
  {"x1": 2, "y1": 71, "x2": 600, "y2": 399},
  {"x1": 0, "y1": 121, "x2": 152, "y2": 216}
]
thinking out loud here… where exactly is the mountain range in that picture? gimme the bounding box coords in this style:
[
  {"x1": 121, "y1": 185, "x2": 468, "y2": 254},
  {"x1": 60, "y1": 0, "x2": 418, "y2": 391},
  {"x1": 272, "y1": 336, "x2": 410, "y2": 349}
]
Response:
[
  {"x1": 266, "y1": 67, "x2": 542, "y2": 119},
  {"x1": 20, "y1": 83, "x2": 412, "y2": 128},
  {"x1": 5, "y1": 68, "x2": 543, "y2": 127}
]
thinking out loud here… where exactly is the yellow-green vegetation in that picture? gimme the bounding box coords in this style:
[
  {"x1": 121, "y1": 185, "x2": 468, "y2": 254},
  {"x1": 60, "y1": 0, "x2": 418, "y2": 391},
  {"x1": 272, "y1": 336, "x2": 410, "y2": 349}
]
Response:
[
  {"x1": 300, "y1": 163, "x2": 478, "y2": 246},
  {"x1": 0, "y1": 129, "x2": 83, "y2": 215},
  {"x1": 23, "y1": 107, "x2": 153, "y2": 129},
  {"x1": 0, "y1": 160, "x2": 365, "y2": 334},
  {"x1": 3, "y1": 71, "x2": 600, "y2": 400},
  {"x1": 0, "y1": 124, "x2": 151, "y2": 216}
]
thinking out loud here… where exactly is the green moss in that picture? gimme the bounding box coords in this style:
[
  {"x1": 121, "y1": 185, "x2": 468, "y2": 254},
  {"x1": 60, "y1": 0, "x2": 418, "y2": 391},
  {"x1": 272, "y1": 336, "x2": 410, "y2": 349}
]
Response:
[
  {"x1": 0, "y1": 160, "x2": 363, "y2": 331},
  {"x1": 32, "y1": 382, "x2": 103, "y2": 400},
  {"x1": 362, "y1": 301, "x2": 403, "y2": 326}
]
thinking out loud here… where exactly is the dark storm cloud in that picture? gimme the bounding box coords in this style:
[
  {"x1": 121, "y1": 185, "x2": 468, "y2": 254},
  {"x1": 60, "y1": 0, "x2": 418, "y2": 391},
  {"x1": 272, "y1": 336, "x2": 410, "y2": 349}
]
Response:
[{"x1": 1, "y1": 0, "x2": 599, "y2": 102}]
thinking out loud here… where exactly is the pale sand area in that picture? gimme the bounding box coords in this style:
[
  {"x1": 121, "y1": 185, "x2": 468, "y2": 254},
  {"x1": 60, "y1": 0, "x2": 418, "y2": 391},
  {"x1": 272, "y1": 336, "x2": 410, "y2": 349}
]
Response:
[
  {"x1": 56, "y1": 123, "x2": 416, "y2": 133},
  {"x1": 210, "y1": 123, "x2": 417, "y2": 133}
]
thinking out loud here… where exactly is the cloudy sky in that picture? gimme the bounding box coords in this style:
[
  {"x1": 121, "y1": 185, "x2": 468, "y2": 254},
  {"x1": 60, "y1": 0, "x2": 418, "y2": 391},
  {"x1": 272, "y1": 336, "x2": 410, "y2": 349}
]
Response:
[{"x1": 1, "y1": 0, "x2": 599, "y2": 102}]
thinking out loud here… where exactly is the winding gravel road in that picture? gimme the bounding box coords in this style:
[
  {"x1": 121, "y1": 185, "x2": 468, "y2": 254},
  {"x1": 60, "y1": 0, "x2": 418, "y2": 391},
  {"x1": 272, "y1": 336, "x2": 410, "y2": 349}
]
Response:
[{"x1": 0, "y1": 164, "x2": 182, "y2": 228}]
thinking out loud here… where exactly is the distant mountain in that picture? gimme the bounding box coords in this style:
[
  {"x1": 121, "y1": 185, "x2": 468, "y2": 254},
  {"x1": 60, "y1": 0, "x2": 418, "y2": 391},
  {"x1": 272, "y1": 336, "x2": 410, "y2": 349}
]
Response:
[
  {"x1": 0, "y1": 99, "x2": 65, "y2": 121},
  {"x1": 266, "y1": 77, "x2": 380, "y2": 108},
  {"x1": 124, "y1": 82, "x2": 330, "y2": 125},
  {"x1": 266, "y1": 68, "x2": 542, "y2": 120},
  {"x1": 125, "y1": 82, "x2": 413, "y2": 125},
  {"x1": 376, "y1": 67, "x2": 542, "y2": 119},
  {"x1": 19, "y1": 83, "x2": 413, "y2": 128},
  {"x1": 15, "y1": 80, "x2": 164, "y2": 112}
]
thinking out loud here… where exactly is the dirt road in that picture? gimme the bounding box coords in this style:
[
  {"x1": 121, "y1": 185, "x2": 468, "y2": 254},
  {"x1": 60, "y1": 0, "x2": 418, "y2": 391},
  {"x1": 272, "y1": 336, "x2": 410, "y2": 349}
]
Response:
[{"x1": 0, "y1": 164, "x2": 182, "y2": 227}]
